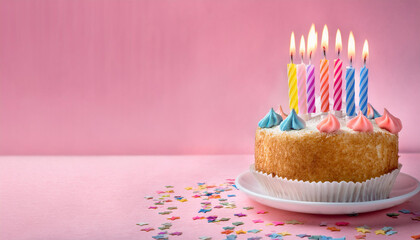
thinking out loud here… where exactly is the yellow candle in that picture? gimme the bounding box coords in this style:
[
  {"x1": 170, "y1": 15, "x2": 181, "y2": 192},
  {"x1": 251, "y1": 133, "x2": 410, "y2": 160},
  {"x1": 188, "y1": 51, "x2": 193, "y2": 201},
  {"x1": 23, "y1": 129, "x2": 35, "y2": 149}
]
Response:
[{"x1": 288, "y1": 32, "x2": 298, "y2": 113}]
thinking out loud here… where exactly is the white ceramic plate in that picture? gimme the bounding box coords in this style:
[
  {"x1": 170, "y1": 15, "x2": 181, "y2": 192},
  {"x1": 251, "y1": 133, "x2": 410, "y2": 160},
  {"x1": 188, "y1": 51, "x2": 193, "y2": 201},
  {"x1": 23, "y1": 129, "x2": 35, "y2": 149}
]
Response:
[{"x1": 236, "y1": 171, "x2": 420, "y2": 215}]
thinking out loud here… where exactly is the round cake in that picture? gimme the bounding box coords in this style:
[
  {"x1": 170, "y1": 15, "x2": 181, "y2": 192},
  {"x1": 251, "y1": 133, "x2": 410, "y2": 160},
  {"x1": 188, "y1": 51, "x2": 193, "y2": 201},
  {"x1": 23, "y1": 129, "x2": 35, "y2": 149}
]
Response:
[{"x1": 255, "y1": 113, "x2": 399, "y2": 182}]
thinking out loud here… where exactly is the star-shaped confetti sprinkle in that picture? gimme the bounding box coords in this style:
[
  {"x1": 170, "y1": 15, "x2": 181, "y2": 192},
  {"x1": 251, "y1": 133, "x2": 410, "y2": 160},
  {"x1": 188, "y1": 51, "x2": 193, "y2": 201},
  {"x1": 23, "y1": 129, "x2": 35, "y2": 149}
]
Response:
[
  {"x1": 158, "y1": 231, "x2": 167, "y2": 235},
  {"x1": 223, "y1": 226, "x2": 235, "y2": 230},
  {"x1": 159, "y1": 211, "x2": 172, "y2": 215},
  {"x1": 219, "y1": 217, "x2": 230, "y2": 221},
  {"x1": 228, "y1": 194, "x2": 236, "y2": 197},
  {"x1": 272, "y1": 221, "x2": 285, "y2": 226},
  {"x1": 247, "y1": 229, "x2": 262, "y2": 233},
  {"x1": 149, "y1": 206, "x2": 157, "y2": 209},
  {"x1": 355, "y1": 227, "x2": 370, "y2": 233},
  {"x1": 198, "y1": 208, "x2": 211, "y2": 213},
  {"x1": 165, "y1": 185, "x2": 174, "y2": 188},
  {"x1": 382, "y1": 226, "x2": 393, "y2": 232},
  {"x1": 279, "y1": 231, "x2": 291, "y2": 236},
  {"x1": 296, "y1": 234, "x2": 311, "y2": 238},
  {"x1": 252, "y1": 219, "x2": 264, "y2": 223},
  {"x1": 236, "y1": 230, "x2": 246, "y2": 234},
  {"x1": 412, "y1": 216, "x2": 420, "y2": 221},
  {"x1": 267, "y1": 233, "x2": 283, "y2": 239},
  {"x1": 167, "y1": 216, "x2": 180, "y2": 221},
  {"x1": 386, "y1": 230, "x2": 397, "y2": 236},
  {"x1": 152, "y1": 234, "x2": 168, "y2": 240},
  {"x1": 199, "y1": 237, "x2": 211, "y2": 240},
  {"x1": 145, "y1": 196, "x2": 153, "y2": 199},
  {"x1": 243, "y1": 206, "x2": 254, "y2": 210},
  {"x1": 286, "y1": 220, "x2": 303, "y2": 225},
  {"x1": 224, "y1": 235, "x2": 237, "y2": 240},
  {"x1": 308, "y1": 235, "x2": 321, "y2": 239},
  {"x1": 375, "y1": 229, "x2": 386, "y2": 235},
  {"x1": 232, "y1": 221, "x2": 244, "y2": 226},
  {"x1": 234, "y1": 213, "x2": 247, "y2": 217},
  {"x1": 357, "y1": 225, "x2": 371, "y2": 229},
  {"x1": 411, "y1": 234, "x2": 420, "y2": 239},
  {"x1": 136, "y1": 222, "x2": 148, "y2": 226},
  {"x1": 335, "y1": 222, "x2": 349, "y2": 226},
  {"x1": 221, "y1": 230, "x2": 234, "y2": 235},
  {"x1": 257, "y1": 210, "x2": 268, "y2": 214},
  {"x1": 192, "y1": 216, "x2": 205, "y2": 220},
  {"x1": 184, "y1": 187, "x2": 192, "y2": 190},
  {"x1": 327, "y1": 226, "x2": 341, "y2": 232},
  {"x1": 140, "y1": 227, "x2": 154, "y2": 232},
  {"x1": 354, "y1": 234, "x2": 366, "y2": 239},
  {"x1": 167, "y1": 206, "x2": 177, "y2": 210},
  {"x1": 214, "y1": 205, "x2": 223, "y2": 209},
  {"x1": 399, "y1": 209, "x2": 411, "y2": 214},
  {"x1": 178, "y1": 198, "x2": 187, "y2": 202},
  {"x1": 386, "y1": 212, "x2": 399, "y2": 218},
  {"x1": 169, "y1": 232, "x2": 182, "y2": 236}
]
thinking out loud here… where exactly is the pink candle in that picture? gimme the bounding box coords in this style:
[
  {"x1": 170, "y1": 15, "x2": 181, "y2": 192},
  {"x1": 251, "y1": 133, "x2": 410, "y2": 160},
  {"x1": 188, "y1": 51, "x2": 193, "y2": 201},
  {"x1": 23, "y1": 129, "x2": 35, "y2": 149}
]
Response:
[
  {"x1": 297, "y1": 35, "x2": 307, "y2": 114},
  {"x1": 306, "y1": 24, "x2": 317, "y2": 114},
  {"x1": 333, "y1": 29, "x2": 343, "y2": 111}
]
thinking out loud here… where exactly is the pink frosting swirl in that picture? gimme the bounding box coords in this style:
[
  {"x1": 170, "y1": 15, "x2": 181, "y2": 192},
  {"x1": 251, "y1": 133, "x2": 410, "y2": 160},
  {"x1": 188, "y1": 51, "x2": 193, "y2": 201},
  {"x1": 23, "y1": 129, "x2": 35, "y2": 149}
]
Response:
[
  {"x1": 278, "y1": 105, "x2": 288, "y2": 119},
  {"x1": 346, "y1": 111, "x2": 373, "y2": 132},
  {"x1": 375, "y1": 108, "x2": 402, "y2": 134},
  {"x1": 317, "y1": 113, "x2": 340, "y2": 133}
]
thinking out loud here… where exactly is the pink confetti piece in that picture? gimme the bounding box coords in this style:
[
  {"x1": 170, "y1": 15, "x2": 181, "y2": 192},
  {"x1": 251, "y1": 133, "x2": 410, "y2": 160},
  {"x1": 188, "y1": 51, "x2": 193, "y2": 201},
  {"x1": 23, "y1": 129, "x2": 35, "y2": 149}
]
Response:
[
  {"x1": 257, "y1": 210, "x2": 268, "y2": 214},
  {"x1": 335, "y1": 221, "x2": 350, "y2": 226},
  {"x1": 272, "y1": 221, "x2": 285, "y2": 226},
  {"x1": 170, "y1": 231, "x2": 183, "y2": 236},
  {"x1": 252, "y1": 219, "x2": 264, "y2": 223},
  {"x1": 140, "y1": 227, "x2": 154, "y2": 232}
]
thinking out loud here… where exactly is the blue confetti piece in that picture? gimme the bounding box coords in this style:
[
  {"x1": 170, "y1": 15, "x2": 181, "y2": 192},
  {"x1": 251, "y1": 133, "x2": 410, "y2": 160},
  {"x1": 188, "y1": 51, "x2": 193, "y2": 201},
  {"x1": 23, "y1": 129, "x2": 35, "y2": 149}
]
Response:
[
  {"x1": 227, "y1": 194, "x2": 236, "y2": 197},
  {"x1": 399, "y1": 209, "x2": 411, "y2": 214}
]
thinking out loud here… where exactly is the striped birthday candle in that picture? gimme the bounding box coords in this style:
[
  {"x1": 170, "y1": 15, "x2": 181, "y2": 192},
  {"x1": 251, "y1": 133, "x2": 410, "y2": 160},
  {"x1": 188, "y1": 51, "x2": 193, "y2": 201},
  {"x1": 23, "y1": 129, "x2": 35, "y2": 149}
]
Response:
[
  {"x1": 320, "y1": 59, "x2": 329, "y2": 112},
  {"x1": 333, "y1": 58, "x2": 343, "y2": 111},
  {"x1": 306, "y1": 64, "x2": 316, "y2": 113},
  {"x1": 345, "y1": 66, "x2": 356, "y2": 117},
  {"x1": 287, "y1": 63, "x2": 299, "y2": 113},
  {"x1": 359, "y1": 66, "x2": 369, "y2": 116}
]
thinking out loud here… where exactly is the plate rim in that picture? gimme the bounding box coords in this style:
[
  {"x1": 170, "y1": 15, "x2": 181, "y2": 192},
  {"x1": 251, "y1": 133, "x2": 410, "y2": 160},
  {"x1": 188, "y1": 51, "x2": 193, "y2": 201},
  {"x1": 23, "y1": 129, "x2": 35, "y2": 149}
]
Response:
[{"x1": 236, "y1": 171, "x2": 420, "y2": 206}]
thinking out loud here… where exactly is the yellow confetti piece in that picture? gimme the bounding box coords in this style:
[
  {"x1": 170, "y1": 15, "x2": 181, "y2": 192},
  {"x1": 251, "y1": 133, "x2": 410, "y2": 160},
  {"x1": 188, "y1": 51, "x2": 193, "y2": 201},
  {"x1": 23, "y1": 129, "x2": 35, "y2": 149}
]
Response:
[
  {"x1": 185, "y1": 187, "x2": 192, "y2": 190},
  {"x1": 356, "y1": 227, "x2": 371, "y2": 233},
  {"x1": 375, "y1": 230, "x2": 386, "y2": 235},
  {"x1": 236, "y1": 230, "x2": 246, "y2": 234}
]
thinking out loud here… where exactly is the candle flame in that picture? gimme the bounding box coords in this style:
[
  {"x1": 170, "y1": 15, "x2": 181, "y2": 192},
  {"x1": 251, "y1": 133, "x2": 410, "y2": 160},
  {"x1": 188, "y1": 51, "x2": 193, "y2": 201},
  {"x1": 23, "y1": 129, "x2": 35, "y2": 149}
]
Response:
[
  {"x1": 290, "y1": 32, "x2": 296, "y2": 58},
  {"x1": 362, "y1": 40, "x2": 369, "y2": 62},
  {"x1": 299, "y1": 35, "x2": 305, "y2": 58},
  {"x1": 321, "y1": 24, "x2": 328, "y2": 52},
  {"x1": 348, "y1": 31, "x2": 355, "y2": 61},
  {"x1": 307, "y1": 24, "x2": 317, "y2": 58},
  {"x1": 335, "y1": 29, "x2": 342, "y2": 54}
]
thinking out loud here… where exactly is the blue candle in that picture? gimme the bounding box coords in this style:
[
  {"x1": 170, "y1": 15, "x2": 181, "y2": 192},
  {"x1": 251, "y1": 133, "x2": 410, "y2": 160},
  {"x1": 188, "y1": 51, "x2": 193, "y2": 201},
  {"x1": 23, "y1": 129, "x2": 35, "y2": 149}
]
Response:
[
  {"x1": 345, "y1": 66, "x2": 356, "y2": 117},
  {"x1": 359, "y1": 40, "x2": 369, "y2": 116}
]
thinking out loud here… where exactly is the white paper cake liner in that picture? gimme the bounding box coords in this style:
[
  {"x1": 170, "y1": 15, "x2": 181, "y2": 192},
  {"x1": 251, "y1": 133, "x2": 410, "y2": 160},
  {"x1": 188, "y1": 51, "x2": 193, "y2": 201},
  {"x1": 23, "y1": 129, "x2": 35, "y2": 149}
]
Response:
[{"x1": 251, "y1": 164, "x2": 402, "y2": 202}]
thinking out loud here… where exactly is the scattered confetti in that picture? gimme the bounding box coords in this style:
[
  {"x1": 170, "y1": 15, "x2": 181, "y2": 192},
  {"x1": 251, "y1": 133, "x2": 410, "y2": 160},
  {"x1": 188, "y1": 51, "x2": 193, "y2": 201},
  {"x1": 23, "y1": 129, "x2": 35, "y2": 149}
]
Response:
[
  {"x1": 267, "y1": 233, "x2": 283, "y2": 239},
  {"x1": 399, "y1": 209, "x2": 411, "y2": 214},
  {"x1": 167, "y1": 216, "x2": 180, "y2": 221},
  {"x1": 223, "y1": 226, "x2": 235, "y2": 230},
  {"x1": 149, "y1": 206, "x2": 158, "y2": 209},
  {"x1": 221, "y1": 230, "x2": 234, "y2": 235},
  {"x1": 354, "y1": 234, "x2": 366, "y2": 239},
  {"x1": 296, "y1": 234, "x2": 311, "y2": 238},
  {"x1": 279, "y1": 231, "x2": 291, "y2": 236},
  {"x1": 234, "y1": 213, "x2": 247, "y2": 217},
  {"x1": 272, "y1": 221, "x2": 285, "y2": 226},
  {"x1": 412, "y1": 216, "x2": 420, "y2": 221},
  {"x1": 411, "y1": 234, "x2": 420, "y2": 240},
  {"x1": 199, "y1": 236, "x2": 211, "y2": 240},
  {"x1": 252, "y1": 219, "x2": 264, "y2": 223},
  {"x1": 286, "y1": 220, "x2": 303, "y2": 225},
  {"x1": 144, "y1": 196, "x2": 153, "y2": 199},
  {"x1": 386, "y1": 230, "x2": 397, "y2": 236},
  {"x1": 247, "y1": 229, "x2": 262, "y2": 233},
  {"x1": 227, "y1": 194, "x2": 236, "y2": 197},
  {"x1": 235, "y1": 230, "x2": 246, "y2": 234},
  {"x1": 374, "y1": 229, "x2": 386, "y2": 235},
  {"x1": 158, "y1": 211, "x2": 172, "y2": 215},
  {"x1": 152, "y1": 234, "x2": 168, "y2": 240},
  {"x1": 386, "y1": 212, "x2": 399, "y2": 218},
  {"x1": 167, "y1": 206, "x2": 177, "y2": 210},
  {"x1": 198, "y1": 208, "x2": 211, "y2": 213},
  {"x1": 335, "y1": 222, "x2": 349, "y2": 226},
  {"x1": 243, "y1": 206, "x2": 254, "y2": 210},
  {"x1": 232, "y1": 221, "x2": 244, "y2": 226},
  {"x1": 136, "y1": 222, "x2": 148, "y2": 226},
  {"x1": 327, "y1": 226, "x2": 340, "y2": 232},
  {"x1": 224, "y1": 235, "x2": 237, "y2": 240},
  {"x1": 140, "y1": 227, "x2": 154, "y2": 232},
  {"x1": 355, "y1": 227, "x2": 370, "y2": 233},
  {"x1": 219, "y1": 218, "x2": 230, "y2": 221},
  {"x1": 257, "y1": 210, "x2": 268, "y2": 214}
]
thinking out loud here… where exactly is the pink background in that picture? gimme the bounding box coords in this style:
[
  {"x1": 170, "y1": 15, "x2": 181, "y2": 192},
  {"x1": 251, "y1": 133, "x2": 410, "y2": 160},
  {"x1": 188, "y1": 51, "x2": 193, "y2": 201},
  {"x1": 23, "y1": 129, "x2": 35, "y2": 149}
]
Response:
[{"x1": 1, "y1": 0, "x2": 419, "y2": 155}]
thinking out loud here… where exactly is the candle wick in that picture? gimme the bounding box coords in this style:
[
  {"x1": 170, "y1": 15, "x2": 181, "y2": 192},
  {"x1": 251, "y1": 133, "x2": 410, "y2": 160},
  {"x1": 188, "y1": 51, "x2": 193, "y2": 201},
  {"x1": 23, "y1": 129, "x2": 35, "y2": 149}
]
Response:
[
  {"x1": 338, "y1": 50, "x2": 340, "y2": 58},
  {"x1": 291, "y1": 54, "x2": 293, "y2": 64},
  {"x1": 301, "y1": 53, "x2": 304, "y2": 63},
  {"x1": 364, "y1": 57, "x2": 366, "y2": 66},
  {"x1": 323, "y1": 48, "x2": 326, "y2": 59},
  {"x1": 350, "y1": 57, "x2": 353, "y2": 67}
]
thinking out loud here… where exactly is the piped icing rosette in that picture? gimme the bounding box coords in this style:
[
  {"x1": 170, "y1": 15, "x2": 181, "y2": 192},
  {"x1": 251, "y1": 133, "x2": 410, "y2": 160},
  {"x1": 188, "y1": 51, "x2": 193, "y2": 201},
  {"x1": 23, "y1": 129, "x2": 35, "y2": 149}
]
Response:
[
  {"x1": 367, "y1": 103, "x2": 382, "y2": 119},
  {"x1": 278, "y1": 105, "x2": 288, "y2": 119},
  {"x1": 258, "y1": 108, "x2": 282, "y2": 128},
  {"x1": 375, "y1": 109, "x2": 402, "y2": 134},
  {"x1": 317, "y1": 113, "x2": 340, "y2": 133},
  {"x1": 346, "y1": 111, "x2": 373, "y2": 132},
  {"x1": 279, "y1": 109, "x2": 305, "y2": 131}
]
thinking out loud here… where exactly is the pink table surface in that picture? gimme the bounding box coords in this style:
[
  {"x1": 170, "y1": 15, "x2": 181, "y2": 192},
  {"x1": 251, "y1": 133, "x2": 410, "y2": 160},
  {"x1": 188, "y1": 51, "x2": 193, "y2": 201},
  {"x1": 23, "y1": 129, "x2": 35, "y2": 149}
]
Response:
[{"x1": 0, "y1": 154, "x2": 419, "y2": 240}]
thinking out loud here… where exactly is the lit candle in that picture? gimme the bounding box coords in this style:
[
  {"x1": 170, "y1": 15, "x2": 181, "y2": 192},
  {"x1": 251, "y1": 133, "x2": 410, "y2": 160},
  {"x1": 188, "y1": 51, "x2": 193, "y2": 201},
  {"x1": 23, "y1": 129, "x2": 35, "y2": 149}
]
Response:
[
  {"x1": 287, "y1": 32, "x2": 298, "y2": 113},
  {"x1": 297, "y1": 35, "x2": 307, "y2": 115},
  {"x1": 359, "y1": 40, "x2": 369, "y2": 116},
  {"x1": 346, "y1": 32, "x2": 356, "y2": 117},
  {"x1": 333, "y1": 29, "x2": 343, "y2": 112},
  {"x1": 320, "y1": 25, "x2": 329, "y2": 113},
  {"x1": 306, "y1": 24, "x2": 317, "y2": 114}
]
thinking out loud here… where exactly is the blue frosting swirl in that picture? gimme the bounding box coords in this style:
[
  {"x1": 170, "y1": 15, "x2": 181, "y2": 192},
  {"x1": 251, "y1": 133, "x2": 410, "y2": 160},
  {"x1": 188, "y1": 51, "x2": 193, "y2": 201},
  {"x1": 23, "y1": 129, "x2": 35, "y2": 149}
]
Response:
[
  {"x1": 371, "y1": 105, "x2": 382, "y2": 119},
  {"x1": 279, "y1": 109, "x2": 306, "y2": 131},
  {"x1": 258, "y1": 108, "x2": 282, "y2": 128}
]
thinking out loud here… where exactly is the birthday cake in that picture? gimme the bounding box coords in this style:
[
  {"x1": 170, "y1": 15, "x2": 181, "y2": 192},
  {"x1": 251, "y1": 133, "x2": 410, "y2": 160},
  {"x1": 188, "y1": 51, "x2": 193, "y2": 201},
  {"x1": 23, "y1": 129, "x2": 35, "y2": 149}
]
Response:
[{"x1": 252, "y1": 25, "x2": 403, "y2": 202}]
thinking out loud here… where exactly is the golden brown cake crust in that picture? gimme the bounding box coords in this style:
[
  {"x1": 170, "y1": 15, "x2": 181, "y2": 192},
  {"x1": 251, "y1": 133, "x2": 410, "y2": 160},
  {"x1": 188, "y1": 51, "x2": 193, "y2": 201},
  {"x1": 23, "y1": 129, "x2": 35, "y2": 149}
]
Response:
[{"x1": 255, "y1": 118, "x2": 399, "y2": 182}]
